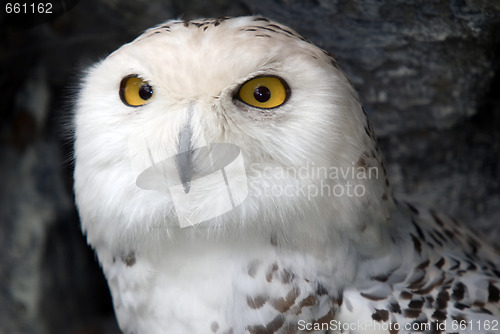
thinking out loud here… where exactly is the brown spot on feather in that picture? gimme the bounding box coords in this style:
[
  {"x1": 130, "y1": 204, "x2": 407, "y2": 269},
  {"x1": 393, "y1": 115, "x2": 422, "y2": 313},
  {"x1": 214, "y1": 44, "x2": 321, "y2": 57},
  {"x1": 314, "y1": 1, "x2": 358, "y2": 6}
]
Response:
[
  {"x1": 478, "y1": 307, "x2": 493, "y2": 315},
  {"x1": 407, "y1": 272, "x2": 426, "y2": 290},
  {"x1": 411, "y1": 218, "x2": 426, "y2": 241},
  {"x1": 413, "y1": 272, "x2": 445, "y2": 295},
  {"x1": 315, "y1": 283, "x2": 328, "y2": 296},
  {"x1": 403, "y1": 308, "x2": 421, "y2": 318},
  {"x1": 408, "y1": 298, "x2": 424, "y2": 309},
  {"x1": 452, "y1": 282, "x2": 465, "y2": 301},
  {"x1": 454, "y1": 302, "x2": 468, "y2": 310},
  {"x1": 266, "y1": 263, "x2": 278, "y2": 282},
  {"x1": 488, "y1": 281, "x2": 500, "y2": 303},
  {"x1": 372, "y1": 273, "x2": 390, "y2": 282},
  {"x1": 247, "y1": 315, "x2": 284, "y2": 334},
  {"x1": 371, "y1": 309, "x2": 389, "y2": 322},
  {"x1": 388, "y1": 301, "x2": 401, "y2": 313},
  {"x1": 400, "y1": 291, "x2": 413, "y2": 299},
  {"x1": 270, "y1": 287, "x2": 299, "y2": 313},
  {"x1": 122, "y1": 251, "x2": 136, "y2": 267},
  {"x1": 361, "y1": 292, "x2": 386, "y2": 301},
  {"x1": 429, "y1": 232, "x2": 444, "y2": 247},
  {"x1": 356, "y1": 156, "x2": 368, "y2": 169},
  {"x1": 337, "y1": 294, "x2": 343, "y2": 307},
  {"x1": 270, "y1": 234, "x2": 277, "y2": 246},
  {"x1": 452, "y1": 313, "x2": 468, "y2": 322},
  {"x1": 436, "y1": 290, "x2": 450, "y2": 309},
  {"x1": 449, "y1": 259, "x2": 460, "y2": 270},
  {"x1": 430, "y1": 210, "x2": 444, "y2": 227},
  {"x1": 435, "y1": 257, "x2": 445, "y2": 269},
  {"x1": 443, "y1": 228, "x2": 454, "y2": 240},
  {"x1": 416, "y1": 259, "x2": 430, "y2": 270},
  {"x1": 281, "y1": 269, "x2": 294, "y2": 284},
  {"x1": 247, "y1": 295, "x2": 266, "y2": 309},
  {"x1": 298, "y1": 294, "x2": 316, "y2": 308},
  {"x1": 473, "y1": 300, "x2": 485, "y2": 308},
  {"x1": 313, "y1": 309, "x2": 335, "y2": 327},
  {"x1": 411, "y1": 234, "x2": 422, "y2": 255},
  {"x1": 431, "y1": 309, "x2": 447, "y2": 321},
  {"x1": 434, "y1": 230, "x2": 447, "y2": 242},
  {"x1": 247, "y1": 260, "x2": 259, "y2": 278}
]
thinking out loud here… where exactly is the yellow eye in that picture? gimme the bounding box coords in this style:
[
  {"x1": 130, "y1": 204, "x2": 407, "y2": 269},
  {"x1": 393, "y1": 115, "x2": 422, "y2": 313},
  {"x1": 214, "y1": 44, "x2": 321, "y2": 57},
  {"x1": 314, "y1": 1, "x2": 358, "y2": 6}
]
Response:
[
  {"x1": 238, "y1": 76, "x2": 290, "y2": 109},
  {"x1": 119, "y1": 75, "x2": 154, "y2": 107}
]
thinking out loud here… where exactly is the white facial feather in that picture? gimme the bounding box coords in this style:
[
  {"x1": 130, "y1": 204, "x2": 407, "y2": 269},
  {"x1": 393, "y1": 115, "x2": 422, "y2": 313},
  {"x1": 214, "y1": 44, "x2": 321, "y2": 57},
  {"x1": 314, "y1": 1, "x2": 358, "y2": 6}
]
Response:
[{"x1": 74, "y1": 16, "x2": 391, "y2": 253}]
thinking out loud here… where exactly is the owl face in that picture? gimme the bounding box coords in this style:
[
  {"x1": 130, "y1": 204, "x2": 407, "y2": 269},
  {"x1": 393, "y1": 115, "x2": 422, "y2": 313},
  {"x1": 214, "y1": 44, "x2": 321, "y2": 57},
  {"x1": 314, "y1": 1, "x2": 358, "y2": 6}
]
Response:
[{"x1": 74, "y1": 17, "x2": 390, "y2": 250}]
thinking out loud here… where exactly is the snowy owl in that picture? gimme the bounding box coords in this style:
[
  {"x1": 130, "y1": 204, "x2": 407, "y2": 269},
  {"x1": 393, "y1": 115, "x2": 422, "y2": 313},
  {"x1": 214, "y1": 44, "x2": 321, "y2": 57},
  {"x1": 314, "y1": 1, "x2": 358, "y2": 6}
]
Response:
[{"x1": 73, "y1": 16, "x2": 500, "y2": 334}]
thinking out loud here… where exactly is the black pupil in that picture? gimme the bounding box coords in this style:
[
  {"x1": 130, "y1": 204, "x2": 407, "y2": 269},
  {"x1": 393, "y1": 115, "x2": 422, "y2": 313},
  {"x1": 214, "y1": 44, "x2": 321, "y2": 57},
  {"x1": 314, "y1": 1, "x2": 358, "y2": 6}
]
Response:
[
  {"x1": 139, "y1": 84, "x2": 153, "y2": 100},
  {"x1": 254, "y1": 86, "x2": 271, "y2": 103}
]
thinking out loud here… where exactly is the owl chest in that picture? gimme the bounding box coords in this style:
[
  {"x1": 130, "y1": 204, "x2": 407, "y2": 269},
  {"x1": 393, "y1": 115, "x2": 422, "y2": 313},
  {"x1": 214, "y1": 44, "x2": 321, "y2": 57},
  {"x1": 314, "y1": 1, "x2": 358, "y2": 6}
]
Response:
[{"x1": 100, "y1": 241, "x2": 345, "y2": 334}]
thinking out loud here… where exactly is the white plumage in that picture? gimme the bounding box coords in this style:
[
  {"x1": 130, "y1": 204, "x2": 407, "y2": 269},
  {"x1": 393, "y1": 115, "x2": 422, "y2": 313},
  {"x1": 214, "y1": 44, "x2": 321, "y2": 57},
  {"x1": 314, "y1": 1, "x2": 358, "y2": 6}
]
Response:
[{"x1": 73, "y1": 16, "x2": 500, "y2": 334}]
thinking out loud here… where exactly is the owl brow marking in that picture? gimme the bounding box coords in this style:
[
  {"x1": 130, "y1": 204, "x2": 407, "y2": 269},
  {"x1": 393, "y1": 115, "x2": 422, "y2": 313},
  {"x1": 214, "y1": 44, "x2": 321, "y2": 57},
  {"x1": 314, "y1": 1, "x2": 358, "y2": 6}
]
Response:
[
  {"x1": 213, "y1": 16, "x2": 230, "y2": 26},
  {"x1": 267, "y1": 24, "x2": 299, "y2": 38},
  {"x1": 143, "y1": 17, "x2": 231, "y2": 38},
  {"x1": 253, "y1": 16, "x2": 270, "y2": 22},
  {"x1": 242, "y1": 25, "x2": 307, "y2": 42},
  {"x1": 252, "y1": 17, "x2": 301, "y2": 37},
  {"x1": 191, "y1": 22, "x2": 204, "y2": 28},
  {"x1": 247, "y1": 25, "x2": 279, "y2": 33}
]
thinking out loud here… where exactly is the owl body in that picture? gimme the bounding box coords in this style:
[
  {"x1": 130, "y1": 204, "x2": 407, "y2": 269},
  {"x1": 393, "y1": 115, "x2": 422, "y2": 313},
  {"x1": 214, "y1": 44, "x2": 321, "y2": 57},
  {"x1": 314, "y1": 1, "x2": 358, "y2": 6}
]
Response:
[
  {"x1": 74, "y1": 17, "x2": 500, "y2": 333},
  {"x1": 98, "y1": 234, "x2": 347, "y2": 334}
]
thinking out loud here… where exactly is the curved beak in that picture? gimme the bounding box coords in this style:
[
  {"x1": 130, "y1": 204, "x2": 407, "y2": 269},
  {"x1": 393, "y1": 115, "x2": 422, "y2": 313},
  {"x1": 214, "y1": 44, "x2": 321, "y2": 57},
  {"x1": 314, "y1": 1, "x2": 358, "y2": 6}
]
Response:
[{"x1": 176, "y1": 122, "x2": 194, "y2": 193}]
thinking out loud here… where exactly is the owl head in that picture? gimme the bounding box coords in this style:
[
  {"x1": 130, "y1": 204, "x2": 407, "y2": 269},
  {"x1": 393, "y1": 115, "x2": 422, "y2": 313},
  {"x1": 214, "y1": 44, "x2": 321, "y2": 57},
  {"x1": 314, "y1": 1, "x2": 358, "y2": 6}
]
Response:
[{"x1": 74, "y1": 16, "x2": 393, "y2": 254}]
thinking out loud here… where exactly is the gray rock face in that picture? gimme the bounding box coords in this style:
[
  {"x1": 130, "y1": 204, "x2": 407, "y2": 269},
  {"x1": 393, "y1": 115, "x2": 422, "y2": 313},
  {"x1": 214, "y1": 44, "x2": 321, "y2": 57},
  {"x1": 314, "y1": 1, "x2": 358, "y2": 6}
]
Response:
[{"x1": 1, "y1": 1, "x2": 499, "y2": 333}]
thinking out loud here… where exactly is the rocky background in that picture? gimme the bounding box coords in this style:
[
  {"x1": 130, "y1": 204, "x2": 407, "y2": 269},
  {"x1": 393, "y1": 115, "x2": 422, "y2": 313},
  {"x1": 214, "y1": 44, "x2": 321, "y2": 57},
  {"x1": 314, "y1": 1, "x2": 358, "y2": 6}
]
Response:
[{"x1": 1, "y1": 0, "x2": 499, "y2": 333}]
